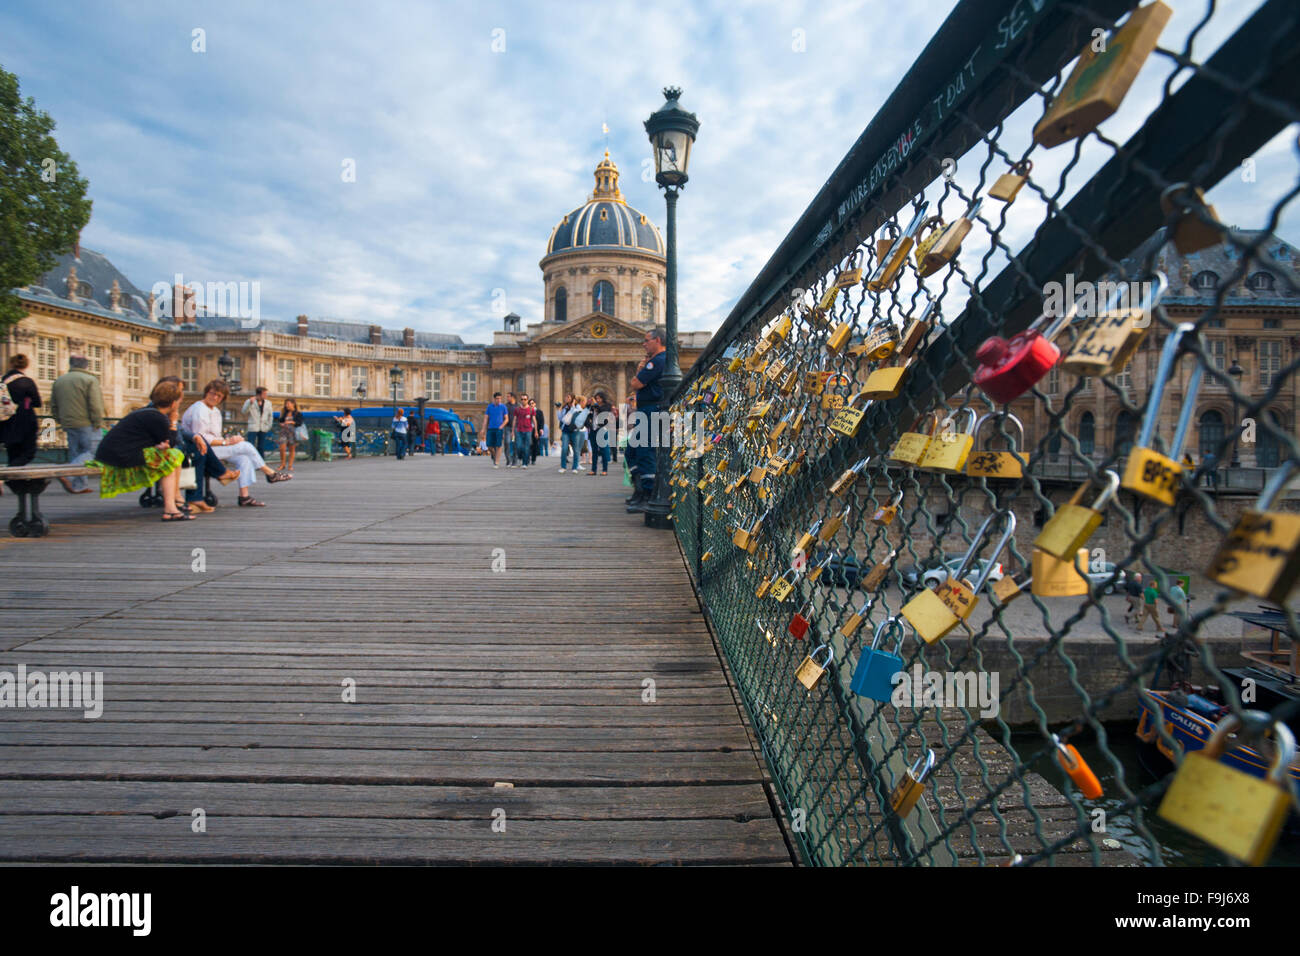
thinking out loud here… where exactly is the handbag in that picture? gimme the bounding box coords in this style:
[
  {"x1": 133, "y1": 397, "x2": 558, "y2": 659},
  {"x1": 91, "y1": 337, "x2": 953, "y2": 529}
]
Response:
[
  {"x1": 178, "y1": 453, "x2": 197, "y2": 490},
  {"x1": 295, "y1": 424, "x2": 309, "y2": 442}
]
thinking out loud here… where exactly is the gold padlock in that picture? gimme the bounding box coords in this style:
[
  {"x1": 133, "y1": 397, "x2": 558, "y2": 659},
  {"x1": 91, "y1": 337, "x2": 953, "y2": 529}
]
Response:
[
  {"x1": 1207, "y1": 462, "x2": 1300, "y2": 604},
  {"x1": 834, "y1": 251, "x2": 864, "y2": 288},
  {"x1": 1060, "y1": 271, "x2": 1168, "y2": 378},
  {"x1": 1029, "y1": 548, "x2": 1090, "y2": 597},
  {"x1": 755, "y1": 575, "x2": 774, "y2": 598},
  {"x1": 1034, "y1": 1, "x2": 1173, "y2": 148},
  {"x1": 1160, "y1": 182, "x2": 1223, "y2": 255},
  {"x1": 870, "y1": 490, "x2": 903, "y2": 525},
  {"x1": 888, "y1": 412, "x2": 941, "y2": 466},
  {"x1": 964, "y1": 413, "x2": 1027, "y2": 479},
  {"x1": 838, "y1": 599, "x2": 874, "y2": 639},
  {"x1": 725, "y1": 345, "x2": 747, "y2": 373},
  {"x1": 767, "y1": 313, "x2": 793, "y2": 343},
  {"x1": 902, "y1": 509, "x2": 1015, "y2": 643},
  {"x1": 820, "y1": 505, "x2": 851, "y2": 543},
  {"x1": 890, "y1": 750, "x2": 936, "y2": 816},
  {"x1": 853, "y1": 321, "x2": 899, "y2": 362},
  {"x1": 1121, "y1": 323, "x2": 1203, "y2": 506},
  {"x1": 866, "y1": 204, "x2": 929, "y2": 292},
  {"x1": 917, "y1": 408, "x2": 978, "y2": 474},
  {"x1": 778, "y1": 367, "x2": 800, "y2": 396},
  {"x1": 1033, "y1": 470, "x2": 1119, "y2": 560},
  {"x1": 806, "y1": 553, "x2": 833, "y2": 584},
  {"x1": 766, "y1": 444, "x2": 795, "y2": 476},
  {"x1": 862, "y1": 550, "x2": 897, "y2": 590},
  {"x1": 898, "y1": 295, "x2": 937, "y2": 360},
  {"x1": 748, "y1": 463, "x2": 768, "y2": 484},
  {"x1": 794, "y1": 519, "x2": 823, "y2": 557},
  {"x1": 915, "y1": 199, "x2": 981, "y2": 278},
  {"x1": 829, "y1": 391, "x2": 872, "y2": 438},
  {"x1": 768, "y1": 567, "x2": 799, "y2": 602},
  {"x1": 825, "y1": 319, "x2": 855, "y2": 354},
  {"x1": 732, "y1": 507, "x2": 772, "y2": 553},
  {"x1": 789, "y1": 401, "x2": 808, "y2": 438},
  {"x1": 989, "y1": 159, "x2": 1032, "y2": 203},
  {"x1": 860, "y1": 359, "x2": 909, "y2": 400},
  {"x1": 794, "y1": 644, "x2": 834, "y2": 690},
  {"x1": 990, "y1": 572, "x2": 1025, "y2": 606},
  {"x1": 769, "y1": 408, "x2": 795, "y2": 443},
  {"x1": 1157, "y1": 712, "x2": 1296, "y2": 866},
  {"x1": 829, "y1": 456, "x2": 871, "y2": 499}
]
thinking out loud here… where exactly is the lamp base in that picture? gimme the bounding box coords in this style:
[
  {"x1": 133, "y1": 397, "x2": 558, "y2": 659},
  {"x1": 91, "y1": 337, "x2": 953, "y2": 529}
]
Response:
[{"x1": 643, "y1": 504, "x2": 673, "y2": 529}]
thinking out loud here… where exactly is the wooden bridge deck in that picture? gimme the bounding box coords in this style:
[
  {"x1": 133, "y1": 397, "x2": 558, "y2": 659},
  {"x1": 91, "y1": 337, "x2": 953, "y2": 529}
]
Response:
[{"x1": 0, "y1": 453, "x2": 790, "y2": 865}]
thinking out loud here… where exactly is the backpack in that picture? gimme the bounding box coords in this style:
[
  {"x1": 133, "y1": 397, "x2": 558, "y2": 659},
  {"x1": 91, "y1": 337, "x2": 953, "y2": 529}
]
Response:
[{"x1": 0, "y1": 372, "x2": 26, "y2": 424}]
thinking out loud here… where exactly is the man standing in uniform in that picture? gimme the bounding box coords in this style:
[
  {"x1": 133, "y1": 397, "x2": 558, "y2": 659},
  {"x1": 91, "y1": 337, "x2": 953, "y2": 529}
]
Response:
[
  {"x1": 625, "y1": 328, "x2": 667, "y2": 513},
  {"x1": 482, "y1": 393, "x2": 508, "y2": 469},
  {"x1": 49, "y1": 355, "x2": 104, "y2": 494}
]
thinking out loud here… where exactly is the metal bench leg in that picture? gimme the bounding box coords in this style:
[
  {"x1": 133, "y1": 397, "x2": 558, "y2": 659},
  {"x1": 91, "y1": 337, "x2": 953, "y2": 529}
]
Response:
[
  {"x1": 8, "y1": 484, "x2": 30, "y2": 537},
  {"x1": 26, "y1": 479, "x2": 50, "y2": 537}
]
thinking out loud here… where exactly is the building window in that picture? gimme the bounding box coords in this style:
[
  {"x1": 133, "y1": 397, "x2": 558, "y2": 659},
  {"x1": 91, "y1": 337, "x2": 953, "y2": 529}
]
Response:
[
  {"x1": 1248, "y1": 272, "x2": 1275, "y2": 292},
  {"x1": 1114, "y1": 364, "x2": 1132, "y2": 391},
  {"x1": 181, "y1": 356, "x2": 198, "y2": 392},
  {"x1": 1257, "y1": 410, "x2": 1284, "y2": 468},
  {"x1": 126, "y1": 352, "x2": 142, "y2": 392},
  {"x1": 1263, "y1": 319, "x2": 1279, "y2": 329},
  {"x1": 230, "y1": 355, "x2": 243, "y2": 388},
  {"x1": 86, "y1": 344, "x2": 105, "y2": 376},
  {"x1": 1205, "y1": 318, "x2": 1225, "y2": 328},
  {"x1": 1207, "y1": 338, "x2": 1226, "y2": 372},
  {"x1": 36, "y1": 336, "x2": 58, "y2": 382},
  {"x1": 592, "y1": 280, "x2": 615, "y2": 316},
  {"x1": 424, "y1": 370, "x2": 442, "y2": 401},
  {"x1": 351, "y1": 366, "x2": 368, "y2": 394},
  {"x1": 1115, "y1": 410, "x2": 1137, "y2": 457},
  {"x1": 313, "y1": 362, "x2": 331, "y2": 397},
  {"x1": 277, "y1": 358, "x2": 295, "y2": 393},
  {"x1": 1258, "y1": 340, "x2": 1281, "y2": 388},
  {"x1": 641, "y1": 287, "x2": 656, "y2": 323},
  {"x1": 1198, "y1": 409, "x2": 1225, "y2": 458},
  {"x1": 1045, "y1": 366, "x2": 1059, "y2": 395},
  {"x1": 554, "y1": 286, "x2": 567, "y2": 323},
  {"x1": 460, "y1": 371, "x2": 477, "y2": 403},
  {"x1": 1079, "y1": 412, "x2": 1095, "y2": 456},
  {"x1": 1193, "y1": 270, "x2": 1218, "y2": 290},
  {"x1": 130, "y1": 333, "x2": 142, "y2": 343}
]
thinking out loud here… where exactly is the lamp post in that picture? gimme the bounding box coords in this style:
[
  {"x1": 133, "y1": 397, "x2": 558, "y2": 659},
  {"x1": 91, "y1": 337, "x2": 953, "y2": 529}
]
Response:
[
  {"x1": 389, "y1": 365, "x2": 403, "y2": 409},
  {"x1": 1228, "y1": 359, "x2": 1244, "y2": 468},
  {"x1": 641, "y1": 86, "x2": 699, "y2": 530},
  {"x1": 217, "y1": 349, "x2": 234, "y2": 421},
  {"x1": 355, "y1": 383, "x2": 367, "y2": 409}
]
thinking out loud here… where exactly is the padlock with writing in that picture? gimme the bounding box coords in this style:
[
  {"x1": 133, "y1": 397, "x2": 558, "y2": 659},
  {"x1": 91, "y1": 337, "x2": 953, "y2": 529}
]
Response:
[
  {"x1": 866, "y1": 203, "x2": 929, "y2": 292},
  {"x1": 768, "y1": 567, "x2": 800, "y2": 602},
  {"x1": 829, "y1": 391, "x2": 872, "y2": 438},
  {"x1": 973, "y1": 293, "x2": 1080, "y2": 404},
  {"x1": 787, "y1": 597, "x2": 815, "y2": 641},
  {"x1": 1061, "y1": 271, "x2": 1168, "y2": 378},
  {"x1": 794, "y1": 644, "x2": 834, "y2": 690},
  {"x1": 820, "y1": 505, "x2": 851, "y2": 543},
  {"x1": 862, "y1": 549, "x2": 897, "y2": 590},
  {"x1": 888, "y1": 412, "x2": 941, "y2": 466},
  {"x1": 915, "y1": 199, "x2": 981, "y2": 278},
  {"x1": 766, "y1": 444, "x2": 795, "y2": 476},
  {"x1": 855, "y1": 321, "x2": 898, "y2": 362},
  {"x1": 829, "y1": 456, "x2": 870, "y2": 499},
  {"x1": 767, "y1": 312, "x2": 793, "y2": 343},
  {"x1": 837, "y1": 599, "x2": 874, "y2": 639},
  {"x1": 902, "y1": 509, "x2": 1015, "y2": 643},
  {"x1": 754, "y1": 574, "x2": 774, "y2": 598},
  {"x1": 870, "y1": 490, "x2": 903, "y2": 526},
  {"x1": 1033, "y1": 470, "x2": 1119, "y2": 560},
  {"x1": 890, "y1": 750, "x2": 936, "y2": 816},
  {"x1": 1053, "y1": 734, "x2": 1103, "y2": 799},
  {"x1": 1121, "y1": 322, "x2": 1203, "y2": 507},
  {"x1": 834, "y1": 250, "x2": 865, "y2": 289},
  {"x1": 851, "y1": 617, "x2": 907, "y2": 703},
  {"x1": 778, "y1": 366, "x2": 800, "y2": 396},
  {"x1": 1157, "y1": 712, "x2": 1296, "y2": 866},
  {"x1": 964, "y1": 413, "x2": 1027, "y2": 479},
  {"x1": 988, "y1": 159, "x2": 1032, "y2": 203},
  {"x1": 1160, "y1": 182, "x2": 1223, "y2": 255},
  {"x1": 918, "y1": 408, "x2": 978, "y2": 474},
  {"x1": 1207, "y1": 462, "x2": 1300, "y2": 604}
]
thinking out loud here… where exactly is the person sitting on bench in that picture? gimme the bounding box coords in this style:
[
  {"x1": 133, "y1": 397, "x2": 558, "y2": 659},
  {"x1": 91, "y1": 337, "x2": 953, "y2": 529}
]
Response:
[
  {"x1": 90, "y1": 379, "x2": 191, "y2": 521},
  {"x1": 180, "y1": 380, "x2": 289, "y2": 508}
]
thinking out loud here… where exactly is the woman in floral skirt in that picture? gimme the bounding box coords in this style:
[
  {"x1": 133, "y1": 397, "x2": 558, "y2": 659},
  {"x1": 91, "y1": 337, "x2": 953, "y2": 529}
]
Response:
[{"x1": 89, "y1": 379, "x2": 191, "y2": 521}]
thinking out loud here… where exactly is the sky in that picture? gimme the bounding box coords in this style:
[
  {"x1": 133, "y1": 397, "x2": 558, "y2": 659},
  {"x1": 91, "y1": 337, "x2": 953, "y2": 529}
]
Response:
[{"x1": 2, "y1": 0, "x2": 1296, "y2": 345}]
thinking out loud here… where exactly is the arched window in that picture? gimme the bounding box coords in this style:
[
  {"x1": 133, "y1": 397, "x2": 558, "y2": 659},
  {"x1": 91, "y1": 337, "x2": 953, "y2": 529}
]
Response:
[
  {"x1": 1248, "y1": 271, "x2": 1275, "y2": 292},
  {"x1": 592, "y1": 280, "x2": 615, "y2": 316},
  {"x1": 1079, "y1": 412, "x2": 1095, "y2": 456},
  {"x1": 1115, "y1": 410, "x2": 1137, "y2": 456},
  {"x1": 1256, "y1": 410, "x2": 1285, "y2": 468},
  {"x1": 641, "y1": 287, "x2": 656, "y2": 323},
  {"x1": 1193, "y1": 270, "x2": 1218, "y2": 291},
  {"x1": 554, "y1": 286, "x2": 567, "y2": 323},
  {"x1": 1198, "y1": 409, "x2": 1225, "y2": 458}
]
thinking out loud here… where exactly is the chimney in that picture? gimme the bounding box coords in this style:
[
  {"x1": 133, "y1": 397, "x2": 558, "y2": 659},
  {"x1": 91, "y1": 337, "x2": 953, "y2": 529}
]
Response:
[
  {"x1": 403, "y1": 327, "x2": 415, "y2": 347},
  {"x1": 109, "y1": 279, "x2": 122, "y2": 312},
  {"x1": 173, "y1": 285, "x2": 196, "y2": 324},
  {"x1": 297, "y1": 314, "x2": 309, "y2": 336},
  {"x1": 369, "y1": 324, "x2": 383, "y2": 345}
]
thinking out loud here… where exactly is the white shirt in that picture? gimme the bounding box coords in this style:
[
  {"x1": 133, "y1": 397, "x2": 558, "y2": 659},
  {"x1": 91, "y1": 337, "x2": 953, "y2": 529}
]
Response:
[{"x1": 182, "y1": 401, "x2": 224, "y2": 444}]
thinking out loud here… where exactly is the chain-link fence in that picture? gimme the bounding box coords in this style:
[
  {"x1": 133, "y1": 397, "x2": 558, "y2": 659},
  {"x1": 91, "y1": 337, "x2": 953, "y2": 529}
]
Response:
[{"x1": 667, "y1": 0, "x2": 1300, "y2": 866}]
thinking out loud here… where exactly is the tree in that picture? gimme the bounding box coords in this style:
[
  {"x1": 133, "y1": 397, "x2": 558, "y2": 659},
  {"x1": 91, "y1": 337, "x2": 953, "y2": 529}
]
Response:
[{"x1": 0, "y1": 65, "x2": 92, "y2": 332}]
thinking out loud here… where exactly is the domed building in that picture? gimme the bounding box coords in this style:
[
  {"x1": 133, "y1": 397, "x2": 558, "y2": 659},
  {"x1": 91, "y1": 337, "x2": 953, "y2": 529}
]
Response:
[{"x1": 484, "y1": 152, "x2": 710, "y2": 410}]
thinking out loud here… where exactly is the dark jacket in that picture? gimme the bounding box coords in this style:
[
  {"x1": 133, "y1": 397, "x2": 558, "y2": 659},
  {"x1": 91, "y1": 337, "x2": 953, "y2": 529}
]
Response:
[{"x1": 1, "y1": 371, "x2": 41, "y2": 450}]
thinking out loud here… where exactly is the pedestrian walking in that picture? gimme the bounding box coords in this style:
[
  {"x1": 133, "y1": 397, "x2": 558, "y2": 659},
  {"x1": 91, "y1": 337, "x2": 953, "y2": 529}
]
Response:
[
  {"x1": 392, "y1": 408, "x2": 410, "y2": 459},
  {"x1": 1137, "y1": 580, "x2": 1162, "y2": 633},
  {"x1": 334, "y1": 409, "x2": 356, "y2": 459},
  {"x1": 49, "y1": 355, "x2": 104, "y2": 493},
  {"x1": 589, "y1": 392, "x2": 612, "y2": 476},
  {"x1": 559, "y1": 396, "x2": 588, "y2": 472},
  {"x1": 503, "y1": 392, "x2": 518, "y2": 467},
  {"x1": 482, "y1": 393, "x2": 508, "y2": 468},
  {"x1": 241, "y1": 387, "x2": 275, "y2": 457},
  {"x1": 1124, "y1": 572, "x2": 1143, "y2": 626},
  {"x1": 513, "y1": 394, "x2": 535, "y2": 469},
  {"x1": 1, "y1": 354, "x2": 41, "y2": 469}
]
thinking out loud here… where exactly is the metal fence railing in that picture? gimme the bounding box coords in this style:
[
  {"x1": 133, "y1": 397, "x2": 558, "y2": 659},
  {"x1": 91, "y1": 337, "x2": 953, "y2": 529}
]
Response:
[{"x1": 667, "y1": 0, "x2": 1300, "y2": 866}]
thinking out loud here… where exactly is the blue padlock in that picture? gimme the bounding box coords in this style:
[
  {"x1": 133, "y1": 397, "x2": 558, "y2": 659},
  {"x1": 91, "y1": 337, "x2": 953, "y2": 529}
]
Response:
[{"x1": 850, "y1": 616, "x2": 907, "y2": 702}]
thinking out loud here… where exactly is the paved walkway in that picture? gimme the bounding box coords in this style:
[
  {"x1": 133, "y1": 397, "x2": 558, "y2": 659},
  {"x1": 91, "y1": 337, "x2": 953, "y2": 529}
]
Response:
[{"x1": 0, "y1": 452, "x2": 790, "y2": 864}]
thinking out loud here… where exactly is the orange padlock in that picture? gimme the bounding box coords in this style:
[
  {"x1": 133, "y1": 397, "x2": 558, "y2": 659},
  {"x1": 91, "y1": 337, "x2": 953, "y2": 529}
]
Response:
[{"x1": 1054, "y1": 734, "x2": 1103, "y2": 799}]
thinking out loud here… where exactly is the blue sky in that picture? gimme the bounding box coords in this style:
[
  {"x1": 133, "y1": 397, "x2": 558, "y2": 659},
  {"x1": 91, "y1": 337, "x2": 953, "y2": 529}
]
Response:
[{"x1": 2, "y1": 1, "x2": 1295, "y2": 344}]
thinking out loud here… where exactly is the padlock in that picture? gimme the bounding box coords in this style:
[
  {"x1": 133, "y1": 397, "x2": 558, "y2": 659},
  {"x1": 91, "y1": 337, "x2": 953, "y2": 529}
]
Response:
[
  {"x1": 912, "y1": 216, "x2": 946, "y2": 274},
  {"x1": 1033, "y1": 1, "x2": 1173, "y2": 148},
  {"x1": 838, "y1": 599, "x2": 874, "y2": 639},
  {"x1": 794, "y1": 644, "x2": 834, "y2": 690},
  {"x1": 866, "y1": 203, "x2": 929, "y2": 292},
  {"x1": 1121, "y1": 323, "x2": 1204, "y2": 507},
  {"x1": 725, "y1": 345, "x2": 747, "y2": 373},
  {"x1": 789, "y1": 402, "x2": 808, "y2": 438},
  {"x1": 763, "y1": 355, "x2": 788, "y2": 384},
  {"x1": 748, "y1": 463, "x2": 768, "y2": 484},
  {"x1": 860, "y1": 360, "x2": 909, "y2": 400},
  {"x1": 732, "y1": 507, "x2": 771, "y2": 553},
  {"x1": 786, "y1": 450, "x2": 807, "y2": 476},
  {"x1": 755, "y1": 574, "x2": 774, "y2": 598},
  {"x1": 715, "y1": 457, "x2": 730, "y2": 473},
  {"x1": 787, "y1": 598, "x2": 815, "y2": 641},
  {"x1": 972, "y1": 293, "x2": 1081, "y2": 404},
  {"x1": 826, "y1": 318, "x2": 855, "y2": 354},
  {"x1": 1160, "y1": 182, "x2": 1223, "y2": 255},
  {"x1": 964, "y1": 413, "x2": 1027, "y2": 479},
  {"x1": 820, "y1": 505, "x2": 851, "y2": 543},
  {"x1": 990, "y1": 572, "x2": 1026, "y2": 606},
  {"x1": 1033, "y1": 470, "x2": 1119, "y2": 560},
  {"x1": 1207, "y1": 462, "x2": 1300, "y2": 604},
  {"x1": 917, "y1": 408, "x2": 978, "y2": 474},
  {"x1": 862, "y1": 549, "x2": 897, "y2": 590},
  {"x1": 888, "y1": 412, "x2": 941, "y2": 466},
  {"x1": 914, "y1": 199, "x2": 981, "y2": 278},
  {"x1": 988, "y1": 159, "x2": 1032, "y2": 203},
  {"x1": 1060, "y1": 271, "x2": 1168, "y2": 377},
  {"x1": 890, "y1": 750, "x2": 936, "y2": 816},
  {"x1": 1053, "y1": 734, "x2": 1103, "y2": 799},
  {"x1": 870, "y1": 490, "x2": 903, "y2": 525},
  {"x1": 778, "y1": 367, "x2": 800, "y2": 397},
  {"x1": 768, "y1": 567, "x2": 800, "y2": 602},
  {"x1": 767, "y1": 312, "x2": 793, "y2": 343},
  {"x1": 717, "y1": 395, "x2": 729, "y2": 413},
  {"x1": 829, "y1": 392, "x2": 872, "y2": 438},
  {"x1": 897, "y1": 296, "x2": 937, "y2": 360},
  {"x1": 700, "y1": 550, "x2": 714, "y2": 563},
  {"x1": 851, "y1": 616, "x2": 907, "y2": 702},
  {"x1": 769, "y1": 408, "x2": 796, "y2": 442},
  {"x1": 834, "y1": 250, "x2": 865, "y2": 289},
  {"x1": 766, "y1": 444, "x2": 795, "y2": 476},
  {"x1": 1030, "y1": 548, "x2": 1089, "y2": 597},
  {"x1": 855, "y1": 321, "x2": 899, "y2": 362},
  {"x1": 806, "y1": 552, "x2": 833, "y2": 585},
  {"x1": 1157, "y1": 711, "x2": 1296, "y2": 866},
  {"x1": 747, "y1": 399, "x2": 773, "y2": 422},
  {"x1": 829, "y1": 456, "x2": 871, "y2": 499},
  {"x1": 902, "y1": 509, "x2": 1015, "y2": 643}
]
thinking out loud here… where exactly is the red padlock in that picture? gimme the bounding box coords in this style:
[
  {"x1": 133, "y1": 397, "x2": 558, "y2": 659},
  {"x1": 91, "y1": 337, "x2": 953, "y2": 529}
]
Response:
[
  {"x1": 788, "y1": 599, "x2": 814, "y2": 640},
  {"x1": 972, "y1": 294, "x2": 1080, "y2": 404}
]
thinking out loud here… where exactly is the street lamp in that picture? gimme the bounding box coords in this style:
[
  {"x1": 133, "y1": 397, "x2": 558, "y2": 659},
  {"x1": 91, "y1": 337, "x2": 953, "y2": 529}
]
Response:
[
  {"x1": 1228, "y1": 359, "x2": 1244, "y2": 468},
  {"x1": 641, "y1": 86, "x2": 699, "y2": 530},
  {"x1": 217, "y1": 350, "x2": 234, "y2": 420},
  {"x1": 389, "y1": 365, "x2": 403, "y2": 408},
  {"x1": 354, "y1": 383, "x2": 368, "y2": 408}
]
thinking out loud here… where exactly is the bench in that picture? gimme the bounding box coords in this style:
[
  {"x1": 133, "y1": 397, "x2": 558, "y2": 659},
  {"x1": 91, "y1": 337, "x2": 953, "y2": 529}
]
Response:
[{"x1": 0, "y1": 464, "x2": 100, "y2": 537}]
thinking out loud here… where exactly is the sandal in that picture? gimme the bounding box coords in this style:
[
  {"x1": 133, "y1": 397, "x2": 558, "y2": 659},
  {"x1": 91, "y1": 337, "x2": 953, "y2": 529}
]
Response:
[
  {"x1": 217, "y1": 470, "x2": 241, "y2": 485},
  {"x1": 161, "y1": 511, "x2": 195, "y2": 521},
  {"x1": 237, "y1": 496, "x2": 266, "y2": 507},
  {"x1": 266, "y1": 471, "x2": 292, "y2": 483}
]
